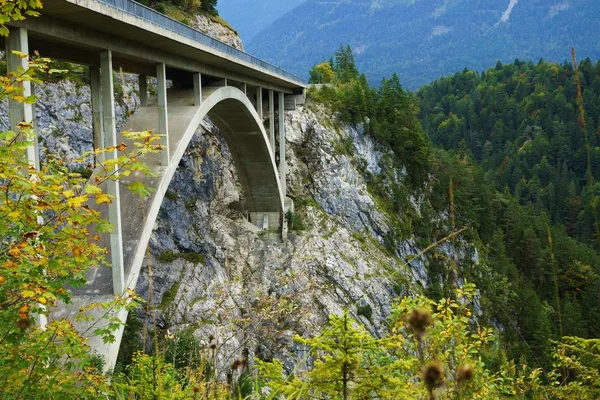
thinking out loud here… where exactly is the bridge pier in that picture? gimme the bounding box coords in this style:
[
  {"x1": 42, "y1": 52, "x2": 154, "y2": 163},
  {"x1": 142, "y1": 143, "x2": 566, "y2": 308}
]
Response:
[
  {"x1": 6, "y1": 27, "x2": 38, "y2": 167},
  {"x1": 256, "y1": 87, "x2": 263, "y2": 117},
  {"x1": 193, "y1": 72, "x2": 202, "y2": 106},
  {"x1": 100, "y1": 49, "x2": 126, "y2": 295},
  {"x1": 156, "y1": 63, "x2": 170, "y2": 166},
  {"x1": 90, "y1": 66, "x2": 104, "y2": 163},
  {"x1": 269, "y1": 89, "x2": 275, "y2": 158},
  {"x1": 138, "y1": 74, "x2": 148, "y2": 107},
  {"x1": 278, "y1": 92, "x2": 286, "y2": 199},
  {"x1": 7, "y1": 27, "x2": 47, "y2": 327}
]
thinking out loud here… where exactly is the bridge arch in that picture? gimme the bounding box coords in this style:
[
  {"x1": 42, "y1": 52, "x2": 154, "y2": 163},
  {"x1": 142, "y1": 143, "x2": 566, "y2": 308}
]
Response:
[{"x1": 125, "y1": 86, "x2": 284, "y2": 294}]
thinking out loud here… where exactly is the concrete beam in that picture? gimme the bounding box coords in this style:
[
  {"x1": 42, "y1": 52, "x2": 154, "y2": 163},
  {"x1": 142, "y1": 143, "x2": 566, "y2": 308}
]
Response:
[
  {"x1": 100, "y1": 50, "x2": 125, "y2": 295},
  {"x1": 278, "y1": 92, "x2": 286, "y2": 198},
  {"x1": 156, "y1": 63, "x2": 169, "y2": 166},
  {"x1": 269, "y1": 89, "x2": 275, "y2": 156},
  {"x1": 193, "y1": 72, "x2": 202, "y2": 106},
  {"x1": 10, "y1": 15, "x2": 297, "y2": 93},
  {"x1": 138, "y1": 74, "x2": 148, "y2": 107},
  {"x1": 90, "y1": 66, "x2": 104, "y2": 163},
  {"x1": 256, "y1": 87, "x2": 263, "y2": 117},
  {"x1": 6, "y1": 27, "x2": 38, "y2": 167},
  {"x1": 284, "y1": 96, "x2": 297, "y2": 111}
]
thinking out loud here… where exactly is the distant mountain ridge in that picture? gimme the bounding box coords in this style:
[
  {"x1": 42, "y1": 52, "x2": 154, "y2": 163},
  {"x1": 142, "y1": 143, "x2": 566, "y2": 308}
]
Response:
[
  {"x1": 217, "y1": 0, "x2": 305, "y2": 42},
  {"x1": 244, "y1": 0, "x2": 600, "y2": 89}
]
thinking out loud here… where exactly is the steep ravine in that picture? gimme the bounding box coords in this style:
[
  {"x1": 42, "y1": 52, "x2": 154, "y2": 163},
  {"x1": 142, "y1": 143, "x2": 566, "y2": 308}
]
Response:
[
  {"x1": 138, "y1": 102, "x2": 441, "y2": 371},
  {"x1": 0, "y1": 80, "x2": 448, "y2": 372}
]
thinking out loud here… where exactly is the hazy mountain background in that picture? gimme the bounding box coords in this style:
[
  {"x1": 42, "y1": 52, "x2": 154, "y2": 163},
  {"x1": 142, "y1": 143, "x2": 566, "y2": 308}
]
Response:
[
  {"x1": 217, "y1": 0, "x2": 304, "y2": 42},
  {"x1": 221, "y1": 0, "x2": 600, "y2": 89}
]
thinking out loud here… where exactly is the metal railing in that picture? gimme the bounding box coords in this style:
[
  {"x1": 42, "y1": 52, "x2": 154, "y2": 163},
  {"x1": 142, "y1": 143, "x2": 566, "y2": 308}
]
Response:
[{"x1": 94, "y1": 0, "x2": 306, "y2": 85}]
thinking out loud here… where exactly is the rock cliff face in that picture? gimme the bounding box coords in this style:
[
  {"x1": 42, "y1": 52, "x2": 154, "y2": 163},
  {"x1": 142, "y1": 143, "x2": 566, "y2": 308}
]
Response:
[
  {"x1": 191, "y1": 13, "x2": 244, "y2": 50},
  {"x1": 140, "y1": 103, "x2": 430, "y2": 371}
]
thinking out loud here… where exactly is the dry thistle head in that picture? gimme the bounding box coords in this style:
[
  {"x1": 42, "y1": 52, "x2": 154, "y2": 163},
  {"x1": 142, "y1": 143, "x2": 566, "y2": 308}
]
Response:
[
  {"x1": 422, "y1": 360, "x2": 445, "y2": 392},
  {"x1": 408, "y1": 307, "x2": 433, "y2": 339},
  {"x1": 456, "y1": 364, "x2": 474, "y2": 382},
  {"x1": 192, "y1": 386, "x2": 200, "y2": 393},
  {"x1": 231, "y1": 360, "x2": 243, "y2": 370}
]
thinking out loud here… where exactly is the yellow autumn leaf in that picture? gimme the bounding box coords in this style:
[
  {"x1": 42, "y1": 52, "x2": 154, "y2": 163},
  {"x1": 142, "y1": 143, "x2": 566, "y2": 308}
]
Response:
[
  {"x1": 22, "y1": 290, "x2": 35, "y2": 299},
  {"x1": 63, "y1": 189, "x2": 75, "y2": 198},
  {"x1": 95, "y1": 193, "x2": 112, "y2": 205},
  {"x1": 84, "y1": 184, "x2": 103, "y2": 194},
  {"x1": 66, "y1": 195, "x2": 88, "y2": 207}
]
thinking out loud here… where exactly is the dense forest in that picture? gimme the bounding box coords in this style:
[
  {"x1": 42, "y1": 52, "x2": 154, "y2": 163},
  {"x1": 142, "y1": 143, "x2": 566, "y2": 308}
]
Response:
[
  {"x1": 418, "y1": 58, "x2": 600, "y2": 367},
  {"x1": 309, "y1": 49, "x2": 600, "y2": 373}
]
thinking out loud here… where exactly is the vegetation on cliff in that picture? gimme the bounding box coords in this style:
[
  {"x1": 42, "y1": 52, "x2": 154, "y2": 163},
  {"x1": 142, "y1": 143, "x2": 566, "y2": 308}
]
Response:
[{"x1": 308, "y1": 46, "x2": 600, "y2": 384}]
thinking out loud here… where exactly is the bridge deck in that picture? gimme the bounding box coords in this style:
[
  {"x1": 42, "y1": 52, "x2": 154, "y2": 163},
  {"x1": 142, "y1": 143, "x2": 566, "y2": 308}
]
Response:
[{"x1": 6, "y1": 0, "x2": 306, "y2": 93}]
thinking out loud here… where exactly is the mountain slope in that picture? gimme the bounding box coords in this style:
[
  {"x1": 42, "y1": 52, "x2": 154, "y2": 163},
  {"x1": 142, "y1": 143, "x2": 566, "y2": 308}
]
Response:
[
  {"x1": 246, "y1": 0, "x2": 600, "y2": 89},
  {"x1": 217, "y1": 0, "x2": 305, "y2": 42}
]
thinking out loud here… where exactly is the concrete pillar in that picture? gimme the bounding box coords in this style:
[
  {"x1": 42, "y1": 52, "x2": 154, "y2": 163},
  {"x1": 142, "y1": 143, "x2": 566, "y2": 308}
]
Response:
[
  {"x1": 269, "y1": 89, "x2": 275, "y2": 156},
  {"x1": 240, "y1": 82, "x2": 247, "y2": 95},
  {"x1": 6, "y1": 27, "x2": 37, "y2": 167},
  {"x1": 256, "y1": 86, "x2": 263, "y2": 117},
  {"x1": 156, "y1": 63, "x2": 169, "y2": 166},
  {"x1": 138, "y1": 75, "x2": 148, "y2": 107},
  {"x1": 278, "y1": 92, "x2": 286, "y2": 198},
  {"x1": 100, "y1": 50, "x2": 125, "y2": 295},
  {"x1": 90, "y1": 66, "x2": 104, "y2": 163},
  {"x1": 193, "y1": 72, "x2": 202, "y2": 106},
  {"x1": 7, "y1": 28, "x2": 46, "y2": 326}
]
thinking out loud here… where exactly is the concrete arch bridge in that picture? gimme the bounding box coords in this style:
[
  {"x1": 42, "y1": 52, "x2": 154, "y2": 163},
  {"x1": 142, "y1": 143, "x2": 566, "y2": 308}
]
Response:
[{"x1": 2, "y1": 0, "x2": 305, "y2": 370}]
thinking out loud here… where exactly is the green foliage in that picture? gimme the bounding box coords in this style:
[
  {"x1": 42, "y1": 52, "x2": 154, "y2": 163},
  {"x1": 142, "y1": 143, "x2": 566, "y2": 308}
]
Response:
[
  {"x1": 257, "y1": 284, "x2": 510, "y2": 399},
  {"x1": 418, "y1": 59, "x2": 600, "y2": 246},
  {"x1": 355, "y1": 303, "x2": 372, "y2": 320},
  {"x1": 112, "y1": 352, "x2": 192, "y2": 399},
  {"x1": 309, "y1": 46, "x2": 431, "y2": 186},
  {"x1": 415, "y1": 60, "x2": 600, "y2": 369},
  {"x1": 0, "y1": 7, "x2": 163, "y2": 395},
  {"x1": 157, "y1": 250, "x2": 205, "y2": 264},
  {"x1": 308, "y1": 61, "x2": 334, "y2": 84},
  {"x1": 200, "y1": 0, "x2": 218, "y2": 15},
  {"x1": 0, "y1": 0, "x2": 42, "y2": 36}
]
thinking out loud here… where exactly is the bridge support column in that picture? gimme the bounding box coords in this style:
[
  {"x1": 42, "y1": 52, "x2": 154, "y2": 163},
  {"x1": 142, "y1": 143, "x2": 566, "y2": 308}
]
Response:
[
  {"x1": 7, "y1": 27, "x2": 46, "y2": 326},
  {"x1": 6, "y1": 27, "x2": 38, "y2": 167},
  {"x1": 156, "y1": 63, "x2": 169, "y2": 166},
  {"x1": 90, "y1": 66, "x2": 104, "y2": 163},
  {"x1": 278, "y1": 92, "x2": 286, "y2": 198},
  {"x1": 193, "y1": 72, "x2": 202, "y2": 106},
  {"x1": 138, "y1": 75, "x2": 148, "y2": 107},
  {"x1": 256, "y1": 87, "x2": 263, "y2": 117},
  {"x1": 269, "y1": 89, "x2": 275, "y2": 157},
  {"x1": 101, "y1": 50, "x2": 125, "y2": 295},
  {"x1": 240, "y1": 82, "x2": 247, "y2": 95}
]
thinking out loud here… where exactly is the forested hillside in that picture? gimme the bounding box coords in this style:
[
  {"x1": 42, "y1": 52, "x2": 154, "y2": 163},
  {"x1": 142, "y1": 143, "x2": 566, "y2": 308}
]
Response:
[
  {"x1": 308, "y1": 48, "x2": 600, "y2": 372},
  {"x1": 417, "y1": 58, "x2": 600, "y2": 365},
  {"x1": 247, "y1": 0, "x2": 600, "y2": 89}
]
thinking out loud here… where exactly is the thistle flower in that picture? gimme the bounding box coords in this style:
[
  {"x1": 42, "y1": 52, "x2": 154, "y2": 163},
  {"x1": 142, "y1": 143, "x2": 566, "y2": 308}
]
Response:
[
  {"x1": 408, "y1": 307, "x2": 433, "y2": 339},
  {"x1": 456, "y1": 364, "x2": 474, "y2": 382},
  {"x1": 422, "y1": 360, "x2": 445, "y2": 392}
]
